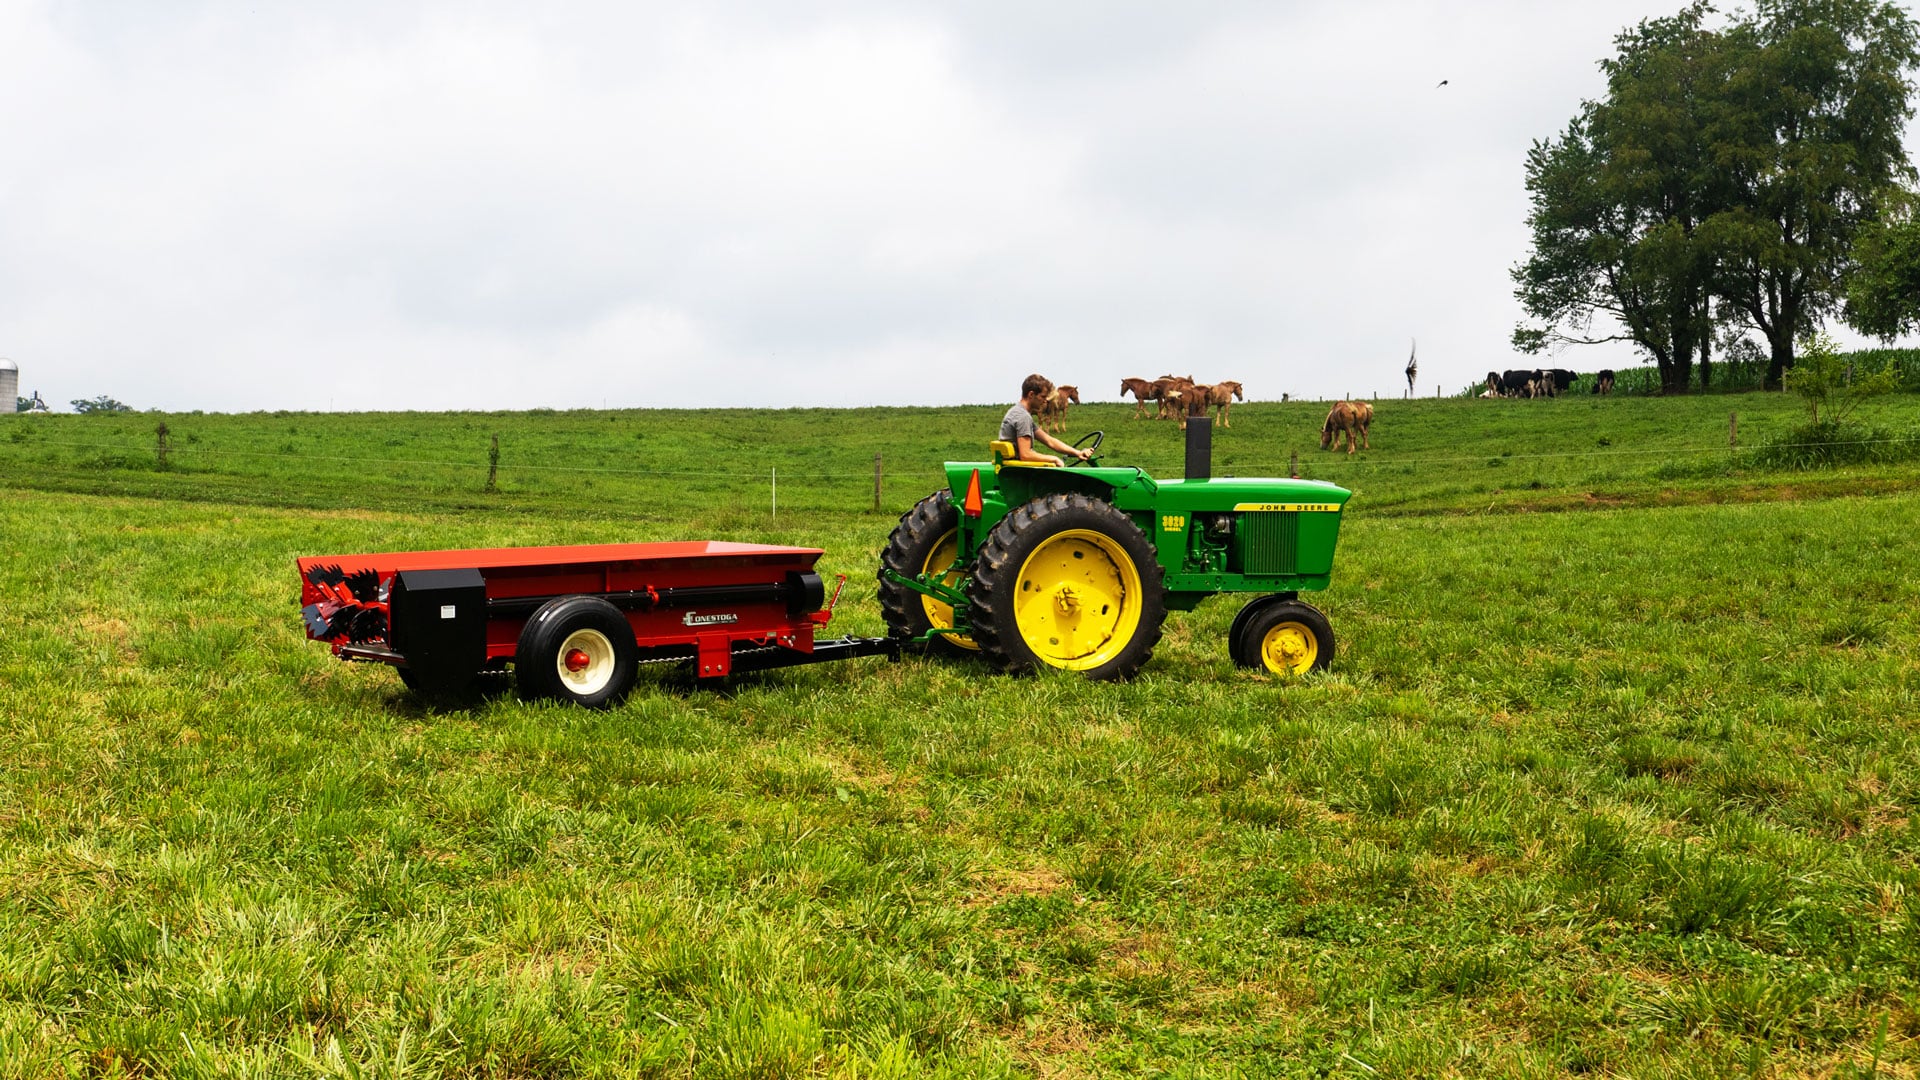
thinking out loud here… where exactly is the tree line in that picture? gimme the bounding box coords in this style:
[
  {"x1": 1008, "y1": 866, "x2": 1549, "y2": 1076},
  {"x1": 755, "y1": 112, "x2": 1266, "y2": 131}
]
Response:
[{"x1": 1514, "y1": 0, "x2": 1920, "y2": 393}]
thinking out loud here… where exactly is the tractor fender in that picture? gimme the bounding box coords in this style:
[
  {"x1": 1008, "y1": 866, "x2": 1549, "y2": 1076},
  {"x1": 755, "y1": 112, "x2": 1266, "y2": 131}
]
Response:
[
  {"x1": 941, "y1": 461, "x2": 1153, "y2": 504},
  {"x1": 1227, "y1": 592, "x2": 1301, "y2": 667}
]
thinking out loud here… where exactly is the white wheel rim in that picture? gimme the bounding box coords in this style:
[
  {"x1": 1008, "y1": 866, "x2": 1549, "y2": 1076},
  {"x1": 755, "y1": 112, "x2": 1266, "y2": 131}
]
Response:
[{"x1": 555, "y1": 628, "x2": 617, "y2": 696}]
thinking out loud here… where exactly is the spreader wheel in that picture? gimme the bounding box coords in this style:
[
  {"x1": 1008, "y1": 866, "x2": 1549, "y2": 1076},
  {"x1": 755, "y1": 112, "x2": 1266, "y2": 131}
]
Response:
[
  {"x1": 966, "y1": 493, "x2": 1165, "y2": 680},
  {"x1": 1232, "y1": 599, "x2": 1333, "y2": 676},
  {"x1": 877, "y1": 490, "x2": 979, "y2": 656},
  {"x1": 515, "y1": 596, "x2": 640, "y2": 708}
]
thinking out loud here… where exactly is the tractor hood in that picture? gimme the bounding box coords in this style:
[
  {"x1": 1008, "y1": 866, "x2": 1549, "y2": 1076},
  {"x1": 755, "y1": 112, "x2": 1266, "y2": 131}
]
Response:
[{"x1": 1146, "y1": 476, "x2": 1352, "y2": 513}]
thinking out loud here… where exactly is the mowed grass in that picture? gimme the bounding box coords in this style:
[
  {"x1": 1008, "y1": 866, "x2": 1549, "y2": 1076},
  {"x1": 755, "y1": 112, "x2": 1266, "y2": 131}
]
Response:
[{"x1": 3, "y1": 394, "x2": 1920, "y2": 1076}]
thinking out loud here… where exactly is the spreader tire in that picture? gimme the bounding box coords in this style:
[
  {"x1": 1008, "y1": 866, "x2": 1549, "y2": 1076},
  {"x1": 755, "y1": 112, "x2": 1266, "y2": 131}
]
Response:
[
  {"x1": 1232, "y1": 599, "x2": 1333, "y2": 676},
  {"x1": 966, "y1": 493, "x2": 1165, "y2": 680},
  {"x1": 515, "y1": 596, "x2": 639, "y2": 708},
  {"x1": 877, "y1": 490, "x2": 979, "y2": 656}
]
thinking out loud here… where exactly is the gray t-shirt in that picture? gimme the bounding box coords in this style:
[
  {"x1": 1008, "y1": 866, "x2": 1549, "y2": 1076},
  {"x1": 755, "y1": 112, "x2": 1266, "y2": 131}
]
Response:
[{"x1": 999, "y1": 403, "x2": 1037, "y2": 445}]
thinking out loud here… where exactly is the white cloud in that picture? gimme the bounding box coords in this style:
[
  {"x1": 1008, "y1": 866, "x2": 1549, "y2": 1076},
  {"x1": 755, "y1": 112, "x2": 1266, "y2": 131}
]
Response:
[{"x1": 0, "y1": 0, "x2": 1904, "y2": 411}]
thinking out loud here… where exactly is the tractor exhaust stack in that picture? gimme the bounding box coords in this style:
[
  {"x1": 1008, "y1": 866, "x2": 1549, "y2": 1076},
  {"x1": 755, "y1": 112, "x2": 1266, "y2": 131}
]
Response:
[{"x1": 1185, "y1": 416, "x2": 1212, "y2": 480}]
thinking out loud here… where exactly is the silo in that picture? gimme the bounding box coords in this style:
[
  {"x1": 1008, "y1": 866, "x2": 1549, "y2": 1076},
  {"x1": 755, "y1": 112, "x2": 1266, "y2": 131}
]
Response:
[{"x1": 0, "y1": 360, "x2": 16, "y2": 415}]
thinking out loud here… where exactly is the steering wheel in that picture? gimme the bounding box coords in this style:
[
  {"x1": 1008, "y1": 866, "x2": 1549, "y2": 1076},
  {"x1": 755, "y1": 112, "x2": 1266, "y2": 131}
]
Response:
[{"x1": 1069, "y1": 430, "x2": 1104, "y2": 467}]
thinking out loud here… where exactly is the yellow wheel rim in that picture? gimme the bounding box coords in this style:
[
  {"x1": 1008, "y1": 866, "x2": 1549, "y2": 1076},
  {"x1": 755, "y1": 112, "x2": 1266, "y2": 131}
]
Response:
[
  {"x1": 1012, "y1": 529, "x2": 1143, "y2": 671},
  {"x1": 1259, "y1": 621, "x2": 1319, "y2": 675},
  {"x1": 921, "y1": 529, "x2": 979, "y2": 651}
]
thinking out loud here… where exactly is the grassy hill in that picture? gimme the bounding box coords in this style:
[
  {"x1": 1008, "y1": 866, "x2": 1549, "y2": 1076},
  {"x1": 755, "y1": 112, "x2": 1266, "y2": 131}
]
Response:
[
  {"x1": 2, "y1": 392, "x2": 1919, "y2": 1076},
  {"x1": 6, "y1": 387, "x2": 1920, "y2": 520}
]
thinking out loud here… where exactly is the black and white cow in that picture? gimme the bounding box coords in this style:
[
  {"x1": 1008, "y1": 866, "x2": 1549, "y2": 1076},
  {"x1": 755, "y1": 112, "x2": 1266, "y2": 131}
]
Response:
[{"x1": 1500, "y1": 369, "x2": 1540, "y2": 398}]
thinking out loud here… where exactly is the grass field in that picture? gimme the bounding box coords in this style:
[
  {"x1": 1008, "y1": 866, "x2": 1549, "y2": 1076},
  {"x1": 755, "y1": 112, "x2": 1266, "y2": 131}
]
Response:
[
  {"x1": 9, "y1": 388, "x2": 1920, "y2": 520},
  {"x1": 3, "y1": 390, "x2": 1920, "y2": 1077}
]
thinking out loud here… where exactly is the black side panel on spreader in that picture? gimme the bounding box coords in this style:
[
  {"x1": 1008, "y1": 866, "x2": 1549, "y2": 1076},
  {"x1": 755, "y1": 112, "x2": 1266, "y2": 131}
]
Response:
[{"x1": 390, "y1": 568, "x2": 488, "y2": 687}]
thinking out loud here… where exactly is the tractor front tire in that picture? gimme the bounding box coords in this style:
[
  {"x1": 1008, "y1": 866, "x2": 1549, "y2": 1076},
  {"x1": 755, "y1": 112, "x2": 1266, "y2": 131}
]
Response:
[
  {"x1": 515, "y1": 596, "x2": 640, "y2": 708},
  {"x1": 967, "y1": 493, "x2": 1165, "y2": 680},
  {"x1": 877, "y1": 490, "x2": 979, "y2": 656},
  {"x1": 1231, "y1": 598, "x2": 1333, "y2": 676}
]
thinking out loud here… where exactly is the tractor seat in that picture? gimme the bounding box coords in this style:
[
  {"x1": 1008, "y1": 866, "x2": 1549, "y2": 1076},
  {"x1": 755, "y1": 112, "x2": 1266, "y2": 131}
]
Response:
[{"x1": 990, "y1": 440, "x2": 1058, "y2": 470}]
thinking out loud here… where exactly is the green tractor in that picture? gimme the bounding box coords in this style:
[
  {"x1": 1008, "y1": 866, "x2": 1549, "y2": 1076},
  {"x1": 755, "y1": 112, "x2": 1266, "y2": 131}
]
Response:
[{"x1": 878, "y1": 419, "x2": 1352, "y2": 680}]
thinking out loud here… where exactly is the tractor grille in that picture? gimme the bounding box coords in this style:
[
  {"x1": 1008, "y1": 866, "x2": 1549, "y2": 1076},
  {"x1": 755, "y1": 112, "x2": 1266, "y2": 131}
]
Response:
[{"x1": 1238, "y1": 512, "x2": 1298, "y2": 575}]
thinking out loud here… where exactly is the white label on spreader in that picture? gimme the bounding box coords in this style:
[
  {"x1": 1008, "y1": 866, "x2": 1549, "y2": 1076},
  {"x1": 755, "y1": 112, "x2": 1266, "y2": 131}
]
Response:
[{"x1": 440, "y1": 605, "x2": 457, "y2": 619}]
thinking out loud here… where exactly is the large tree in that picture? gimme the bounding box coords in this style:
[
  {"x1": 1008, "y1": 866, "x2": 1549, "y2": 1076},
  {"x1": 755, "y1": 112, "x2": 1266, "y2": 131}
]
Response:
[
  {"x1": 1514, "y1": 5, "x2": 1734, "y2": 394},
  {"x1": 1708, "y1": 0, "x2": 1918, "y2": 385},
  {"x1": 1845, "y1": 208, "x2": 1920, "y2": 337},
  {"x1": 1515, "y1": 0, "x2": 1918, "y2": 391}
]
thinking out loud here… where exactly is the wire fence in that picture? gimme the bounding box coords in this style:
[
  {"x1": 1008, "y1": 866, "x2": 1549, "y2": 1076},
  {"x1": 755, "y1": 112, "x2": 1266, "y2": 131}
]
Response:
[
  {"x1": 17, "y1": 430, "x2": 1920, "y2": 472},
  {"x1": 7, "y1": 415, "x2": 1920, "y2": 519}
]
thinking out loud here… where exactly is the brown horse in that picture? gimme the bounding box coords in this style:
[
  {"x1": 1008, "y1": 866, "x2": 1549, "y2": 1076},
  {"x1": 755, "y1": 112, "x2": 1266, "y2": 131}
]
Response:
[
  {"x1": 1321, "y1": 401, "x2": 1371, "y2": 454},
  {"x1": 1037, "y1": 385, "x2": 1079, "y2": 426},
  {"x1": 1154, "y1": 374, "x2": 1196, "y2": 421},
  {"x1": 1180, "y1": 384, "x2": 1215, "y2": 430},
  {"x1": 1206, "y1": 381, "x2": 1244, "y2": 427},
  {"x1": 1120, "y1": 378, "x2": 1159, "y2": 419}
]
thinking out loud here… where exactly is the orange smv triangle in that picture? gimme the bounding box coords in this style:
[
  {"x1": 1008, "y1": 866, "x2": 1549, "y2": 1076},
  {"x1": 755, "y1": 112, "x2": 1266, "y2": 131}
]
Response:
[{"x1": 963, "y1": 469, "x2": 983, "y2": 518}]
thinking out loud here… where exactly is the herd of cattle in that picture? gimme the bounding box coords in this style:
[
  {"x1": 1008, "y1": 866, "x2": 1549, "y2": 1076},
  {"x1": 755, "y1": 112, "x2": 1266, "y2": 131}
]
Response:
[{"x1": 1484, "y1": 367, "x2": 1616, "y2": 398}]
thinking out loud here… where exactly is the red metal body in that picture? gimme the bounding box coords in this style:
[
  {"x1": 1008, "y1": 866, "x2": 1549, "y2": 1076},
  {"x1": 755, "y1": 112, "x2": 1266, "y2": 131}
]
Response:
[{"x1": 298, "y1": 541, "x2": 834, "y2": 679}]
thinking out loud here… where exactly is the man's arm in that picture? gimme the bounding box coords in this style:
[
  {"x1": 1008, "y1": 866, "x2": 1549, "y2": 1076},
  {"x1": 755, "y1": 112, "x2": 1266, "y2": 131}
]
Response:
[
  {"x1": 1034, "y1": 426, "x2": 1089, "y2": 461},
  {"x1": 1013, "y1": 434, "x2": 1063, "y2": 466}
]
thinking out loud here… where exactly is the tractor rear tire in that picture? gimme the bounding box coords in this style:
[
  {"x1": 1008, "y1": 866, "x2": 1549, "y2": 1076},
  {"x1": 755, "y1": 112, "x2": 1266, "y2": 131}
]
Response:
[
  {"x1": 1232, "y1": 599, "x2": 1333, "y2": 676},
  {"x1": 515, "y1": 596, "x2": 640, "y2": 709},
  {"x1": 877, "y1": 490, "x2": 979, "y2": 656},
  {"x1": 967, "y1": 493, "x2": 1165, "y2": 681}
]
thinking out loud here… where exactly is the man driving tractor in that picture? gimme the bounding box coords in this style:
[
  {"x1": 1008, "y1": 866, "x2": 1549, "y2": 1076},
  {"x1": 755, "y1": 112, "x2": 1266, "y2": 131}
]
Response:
[{"x1": 1001, "y1": 374, "x2": 1091, "y2": 466}]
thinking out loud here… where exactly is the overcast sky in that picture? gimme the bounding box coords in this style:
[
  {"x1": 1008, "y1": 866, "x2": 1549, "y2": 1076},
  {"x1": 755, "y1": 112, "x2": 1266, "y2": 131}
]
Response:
[{"x1": 4, "y1": 0, "x2": 1913, "y2": 412}]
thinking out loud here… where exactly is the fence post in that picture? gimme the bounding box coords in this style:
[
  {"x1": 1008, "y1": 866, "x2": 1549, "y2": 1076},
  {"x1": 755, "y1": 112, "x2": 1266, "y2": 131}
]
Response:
[
  {"x1": 485, "y1": 433, "x2": 500, "y2": 493},
  {"x1": 155, "y1": 422, "x2": 170, "y2": 469},
  {"x1": 873, "y1": 453, "x2": 882, "y2": 512},
  {"x1": 1729, "y1": 412, "x2": 1738, "y2": 448},
  {"x1": 1290, "y1": 449, "x2": 1299, "y2": 479}
]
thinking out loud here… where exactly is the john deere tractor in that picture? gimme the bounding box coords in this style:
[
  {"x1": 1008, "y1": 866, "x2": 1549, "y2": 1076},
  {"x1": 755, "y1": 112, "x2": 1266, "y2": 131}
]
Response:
[{"x1": 878, "y1": 419, "x2": 1351, "y2": 680}]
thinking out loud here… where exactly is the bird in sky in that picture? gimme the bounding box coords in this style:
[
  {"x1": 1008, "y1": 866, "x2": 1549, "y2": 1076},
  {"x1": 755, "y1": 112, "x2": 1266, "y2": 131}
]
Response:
[{"x1": 1436, "y1": 79, "x2": 1449, "y2": 88}]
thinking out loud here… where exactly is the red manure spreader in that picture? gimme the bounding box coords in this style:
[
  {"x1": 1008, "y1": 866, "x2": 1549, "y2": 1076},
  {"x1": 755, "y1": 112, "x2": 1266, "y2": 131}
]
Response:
[
  {"x1": 298, "y1": 540, "x2": 889, "y2": 707},
  {"x1": 301, "y1": 419, "x2": 1354, "y2": 706}
]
